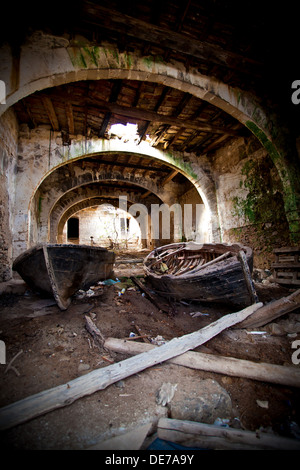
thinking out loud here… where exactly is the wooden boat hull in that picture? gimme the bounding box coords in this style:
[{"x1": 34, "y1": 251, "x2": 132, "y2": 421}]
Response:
[
  {"x1": 144, "y1": 242, "x2": 254, "y2": 308},
  {"x1": 13, "y1": 244, "x2": 115, "y2": 310}
]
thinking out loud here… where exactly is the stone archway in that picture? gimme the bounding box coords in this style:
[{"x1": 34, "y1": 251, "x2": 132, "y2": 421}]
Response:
[
  {"x1": 56, "y1": 197, "x2": 145, "y2": 248},
  {"x1": 22, "y1": 145, "x2": 214, "y2": 257},
  {"x1": 2, "y1": 37, "x2": 300, "y2": 248}
]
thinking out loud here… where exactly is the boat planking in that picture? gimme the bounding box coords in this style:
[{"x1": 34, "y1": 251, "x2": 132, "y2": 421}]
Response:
[
  {"x1": 12, "y1": 244, "x2": 115, "y2": 310},
  {"x1": 144, "y1": 242, "x2": 255, "y2": 308}
]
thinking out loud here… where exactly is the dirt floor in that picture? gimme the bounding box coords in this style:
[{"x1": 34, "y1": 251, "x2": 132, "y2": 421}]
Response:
[{"x1": 1, "y1": 251, "x2": 300, "y2": 450}]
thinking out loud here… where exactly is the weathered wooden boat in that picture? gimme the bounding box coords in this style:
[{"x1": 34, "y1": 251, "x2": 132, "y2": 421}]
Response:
[
  {"x1": 13, "y1": 244, "x2": 115, "y2": 310},
  {"x1": 144, "y1": 242, "x2": 256, "y2": 308}
]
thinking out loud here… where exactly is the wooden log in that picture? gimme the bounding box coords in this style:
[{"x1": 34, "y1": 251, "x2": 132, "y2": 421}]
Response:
[
  {"x1": 85, "y1": 315, "x2": 105, "y2": 348},
  {"x1": 157, "y1": 418, "x2": 300, "y2": 450},
  {"x1": 0, "y1": 302, "x2": 261, "y2": 431},
  {"x1": 237, "y1": 288, "x2": 300, "y2": 329},
  {"x1": 238, "y1": 250, "x2": 259, "y2": 304},
  {"x1": 104, "y1": 337, "x2": 300, "y2": 388}
]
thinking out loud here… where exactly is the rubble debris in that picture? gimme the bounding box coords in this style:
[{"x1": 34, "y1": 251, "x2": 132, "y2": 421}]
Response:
[
  {"x1": 78, "y1": 363, "x2": 90, "y2": 375},
  {"x1": 190, "y1": 311, "x2": 209, "y2": 318},
  {"x1": 0, "y1": 301, "x2": 262, "y2": 431},
  {"x1": 151, "y1": 335, "x2": 166, "y2": 346},
  {"x1": 156, "y1": 382, "x2": 178, "y2": 406},
  {"x1": 256, "y1": 400, "x2": 269, "y2": 409},
  {"x1": 169, "y1": 379, "x2": 232, "y2": 424},
  {"x1": 236, "y1": 288, "x2": 300, "y2": 329}
]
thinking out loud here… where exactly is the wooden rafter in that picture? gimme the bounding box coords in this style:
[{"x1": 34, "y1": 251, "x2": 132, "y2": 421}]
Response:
[
  {"x1": 83, "y1": 157, "x2": 170, "y2": 173},
  {"x1": 82, "y1": 3, "x2": 263, "y2": 74},
  {"x1": 65, "y1": 102, "x2": 75, "y2": 135},
  {"x1": 99, "y1": 79, "x2": 123, "y2": 137},
  {"x1": 41, "y1": 96, "x2": 59, "y2": 132},
  {"x1": 92, "y1": 99, "x2": 241, "y2": 136}
]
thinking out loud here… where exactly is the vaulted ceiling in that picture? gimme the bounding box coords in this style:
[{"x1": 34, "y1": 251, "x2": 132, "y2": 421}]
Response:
[{"x1": 3, "y1": 1, "x2": 298, "y2": 194}]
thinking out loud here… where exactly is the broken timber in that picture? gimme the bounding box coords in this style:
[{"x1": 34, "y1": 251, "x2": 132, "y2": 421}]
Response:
[
  {"x1": 157, "y1": 418, "x2": 300, "y2": 450},
  {"x1": 0, "y1": 302, "x2": 261, "y2": 431},
  {"x1": 237, "y1": 288, "x2": 300, "y2": 329},
  {"x1": 238, "y1": 250, "x2": 259, "y2": 304},
  {"x1": 104, "y1": 337, "x2": 300, "y2": 388}
]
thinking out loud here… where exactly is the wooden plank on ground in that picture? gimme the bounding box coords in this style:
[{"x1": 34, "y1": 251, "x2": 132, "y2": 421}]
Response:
[
  {"x1": 104, "y1": 337, "x2": 300, "y2": 388},
  {"x1": 157, "y1": 418, "x2": 300, "y2": 450},
  {"x1": 237, "y1": 288, "x2": 300, "y2": 329},
  {"x1": 0, "y1": 302, "x2": 261, "y2": 431}
]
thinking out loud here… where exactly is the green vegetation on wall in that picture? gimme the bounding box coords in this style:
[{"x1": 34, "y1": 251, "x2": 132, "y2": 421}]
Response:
[{"x1": 232, "y1": 157, "x2": 288, "y2": 231}]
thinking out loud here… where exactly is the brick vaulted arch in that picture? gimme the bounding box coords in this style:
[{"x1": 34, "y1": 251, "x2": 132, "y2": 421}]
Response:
[
  {"x1": 25, "y1": 143, "x2": 215, "y2": 253},
  {"x1": 49, "y1": 183, "x2": 163, "y2": 243},
  {"x1": 2, "y1": 37, "x2": 300, "y2": 256}
]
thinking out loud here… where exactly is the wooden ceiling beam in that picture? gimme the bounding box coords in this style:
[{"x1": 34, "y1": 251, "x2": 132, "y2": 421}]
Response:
[
  {"x1": 82, "y1": 3, "x2": 262, "y2": 74},
  {"x1": 99, "y1": 79, "x2": 123, "y2": 137},
  {"x1": 83, "y1": 157, "x2": 170, "y2": 173},
  {"x1": 161, "y1": 169, "x2": 179, "y2": 186},
  {"x1": 41, "y1": 96, "x2": 60, "y2": 131},
  {"x1": 92, "y1": 100, "x2": 241, "y2": 136},
  {"x1": 165, "y1": 127, "x2": 185, "y2": 149},
  {"x1": 65, "y1": 102, "x2": 75, "y2": 135}
]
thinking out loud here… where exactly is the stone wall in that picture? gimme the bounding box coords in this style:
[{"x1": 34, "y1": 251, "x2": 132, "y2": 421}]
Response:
[
  {"x1": 211, "y1": 135, "x2": 290, "y2": 268},
  {"x1": 61, "y1": 205, "x2": 141, "y2": 249},
  {"x1": 0, "y1": 109, "x2": 18, "y2": 281}
]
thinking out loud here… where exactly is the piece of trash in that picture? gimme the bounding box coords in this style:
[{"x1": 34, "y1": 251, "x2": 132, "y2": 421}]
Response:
[
  {"x1": 160, "y1": 262, "x2": 168, "y2": 273},
  {"x1": 75, "y1": 289, "x2": 86, "y2": 299},
  {"x1": 129, "y1": 332, "x2": 136, "y2": 338},
  {"x1": 246, "y1": 331, "x2": 267, "y2": 335},
  {"x1": 102, "y1": 279, "x2": 120, "y2": 286},
  {"x1": 115, "y1": 380, "x2": 125, "y2": 388},
  {"x1": 156, "y1": 382, "x2": 177, "y2": 406},
  {"x1": 86, "y1": 289, "x2": 95, "y2": 297},
  {"x1": 213, "y1": 418, "x2": 230, "y2": 427},
  {"x1": 256, "y1": 400, "x2": 269, "y2": 409},
  {"x1": 141, "y1": 293, "x2": 145, "y2": 297},
  {"x1": 151, "y1": 335, "x2": 166, "y2": 346},
  {"x1": 190, "y1": 312, "x2": 209, "y2": 317}
]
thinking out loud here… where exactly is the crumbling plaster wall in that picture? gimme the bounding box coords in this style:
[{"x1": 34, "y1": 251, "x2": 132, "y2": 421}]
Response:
[
  {"x1": 0, "y1": 109, "x2": 18, "y2": 281},
  {"x1": 210, "y1": 135, "x2": 290, "y2": 265}
]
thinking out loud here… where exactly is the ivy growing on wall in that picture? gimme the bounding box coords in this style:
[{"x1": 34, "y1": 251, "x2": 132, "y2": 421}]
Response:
[{"x1": 232, "y1": 157, "x2": 287, "y2": 228}]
